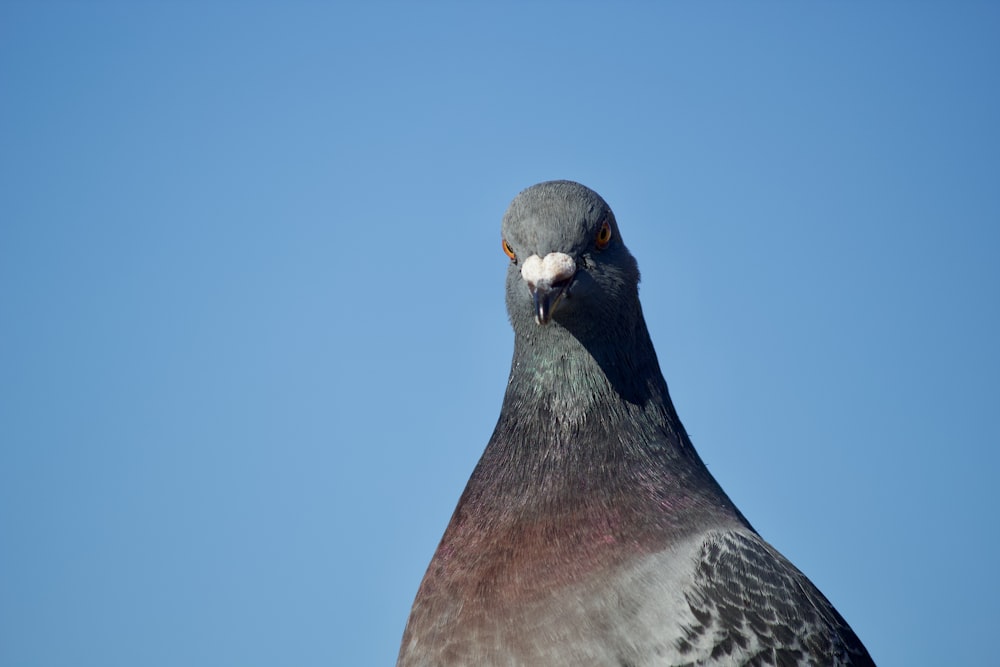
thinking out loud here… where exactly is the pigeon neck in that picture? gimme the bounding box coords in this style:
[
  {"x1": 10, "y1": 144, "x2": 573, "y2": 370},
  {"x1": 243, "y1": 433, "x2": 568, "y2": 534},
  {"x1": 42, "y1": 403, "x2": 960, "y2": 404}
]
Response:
[
  {"x1": 506, "y1": 312, "x2": 676, "y2": 424},
  {"x1": 469, "y1": 310, "x2": 727, "y2": 522},
  {"x1": 461, "y1": 308, "x2": 744, "y2": 541}
]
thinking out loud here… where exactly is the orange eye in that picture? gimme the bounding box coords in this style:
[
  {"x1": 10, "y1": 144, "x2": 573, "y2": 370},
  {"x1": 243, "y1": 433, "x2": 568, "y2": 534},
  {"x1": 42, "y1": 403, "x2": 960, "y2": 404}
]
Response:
[
  {"x1": 596, "y1": 221, "x2": 612, "y2": 249},
  {"x1": 502, "y1": 238, "x2": 517, "y2": 261}
]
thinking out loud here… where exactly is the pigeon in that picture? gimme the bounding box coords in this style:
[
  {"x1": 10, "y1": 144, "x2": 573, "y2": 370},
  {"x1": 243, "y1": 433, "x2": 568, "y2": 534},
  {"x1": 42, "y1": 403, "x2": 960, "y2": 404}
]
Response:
[{"x1": 397, "y1": 180, "x2": 875, "y2": 666}]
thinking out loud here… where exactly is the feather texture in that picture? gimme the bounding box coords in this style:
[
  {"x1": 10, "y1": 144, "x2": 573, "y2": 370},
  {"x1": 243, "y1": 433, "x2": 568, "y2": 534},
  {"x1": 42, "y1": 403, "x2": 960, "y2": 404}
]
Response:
[{"x1": 398, "y1": 181, "x2": 874, "y2": 666}]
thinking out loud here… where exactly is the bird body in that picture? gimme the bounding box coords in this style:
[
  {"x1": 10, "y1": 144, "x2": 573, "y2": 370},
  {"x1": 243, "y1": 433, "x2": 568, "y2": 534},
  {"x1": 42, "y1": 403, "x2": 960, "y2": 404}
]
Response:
[{"x1": 398, "y1": 181, "x2": 874, "y2": 666}]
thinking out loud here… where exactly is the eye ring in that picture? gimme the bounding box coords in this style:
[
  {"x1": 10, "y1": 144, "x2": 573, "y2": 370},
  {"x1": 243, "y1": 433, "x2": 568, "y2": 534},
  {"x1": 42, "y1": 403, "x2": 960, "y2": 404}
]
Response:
[
  {"x1": 502, "y1": 238, "x2": 517, "y2": 262},
  {"x1": 595, "y1": 221, "x2": 612, "y2": 249}
]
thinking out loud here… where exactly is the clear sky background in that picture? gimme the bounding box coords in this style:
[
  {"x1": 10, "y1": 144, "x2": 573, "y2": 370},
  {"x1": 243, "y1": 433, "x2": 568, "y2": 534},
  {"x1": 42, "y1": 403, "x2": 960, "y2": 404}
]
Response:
[{"x1": 2, "y1": 3, "x2": 998, "y2": 666}]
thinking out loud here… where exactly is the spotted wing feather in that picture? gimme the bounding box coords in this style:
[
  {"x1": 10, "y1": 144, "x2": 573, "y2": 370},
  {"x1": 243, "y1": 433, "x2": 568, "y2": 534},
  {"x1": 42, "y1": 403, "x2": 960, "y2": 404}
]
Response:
[{"x1": 675, "y1": 531, "x2": 875, "y2": 666}]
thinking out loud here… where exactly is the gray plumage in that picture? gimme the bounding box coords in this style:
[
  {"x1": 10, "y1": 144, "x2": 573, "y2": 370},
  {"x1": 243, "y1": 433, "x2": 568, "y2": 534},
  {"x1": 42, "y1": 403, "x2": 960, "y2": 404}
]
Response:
[{"x1": 398, "y1": 181, "x2": 874, "y2": 666}]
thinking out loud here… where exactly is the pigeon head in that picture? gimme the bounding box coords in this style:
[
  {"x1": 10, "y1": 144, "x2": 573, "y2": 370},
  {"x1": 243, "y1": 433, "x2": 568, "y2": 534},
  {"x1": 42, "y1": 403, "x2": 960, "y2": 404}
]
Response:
[{"x1": 501, "y1": 180, "x2": 641, "y2": 342}]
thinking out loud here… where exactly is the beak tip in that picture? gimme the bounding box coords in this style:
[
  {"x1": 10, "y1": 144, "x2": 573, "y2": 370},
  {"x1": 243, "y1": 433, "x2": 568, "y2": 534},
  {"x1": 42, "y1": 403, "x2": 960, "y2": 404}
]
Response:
[{"x1": 532, "y1": 287, "x2": 562, "y2": 325}]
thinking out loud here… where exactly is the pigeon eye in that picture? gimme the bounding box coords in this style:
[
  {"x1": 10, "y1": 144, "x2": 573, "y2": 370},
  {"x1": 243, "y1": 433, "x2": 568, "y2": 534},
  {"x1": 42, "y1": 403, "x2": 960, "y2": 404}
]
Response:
[
  {"x1": 502, "y1": 239, "x2": 517, "y2": 262},
  {"x1": 596, "y1": 221, "x2": 612, "y2": 249}
]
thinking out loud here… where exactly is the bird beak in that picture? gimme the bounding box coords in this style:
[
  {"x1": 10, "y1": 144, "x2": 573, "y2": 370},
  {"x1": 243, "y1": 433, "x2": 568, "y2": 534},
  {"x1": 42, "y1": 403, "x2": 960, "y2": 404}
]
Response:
[
  {"x1": 531, "y1": 281, "x2": 569, "y2": 325},
  {"x1": 521, "y1": 252, "x2": 577, "y2": 326}
]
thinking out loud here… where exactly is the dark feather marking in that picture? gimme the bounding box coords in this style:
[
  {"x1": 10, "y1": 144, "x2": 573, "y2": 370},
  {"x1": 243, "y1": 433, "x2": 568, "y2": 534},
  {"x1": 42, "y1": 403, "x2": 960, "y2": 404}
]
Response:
[{"x1": 677, "y1": 531, "x2": 874, "y2": 665}]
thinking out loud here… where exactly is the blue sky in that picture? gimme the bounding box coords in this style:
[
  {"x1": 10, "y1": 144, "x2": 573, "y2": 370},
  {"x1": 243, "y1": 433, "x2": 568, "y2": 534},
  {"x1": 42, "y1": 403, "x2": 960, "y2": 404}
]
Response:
[{"x1": 2, "y1": 3, "x2": 998, "y2": 665}]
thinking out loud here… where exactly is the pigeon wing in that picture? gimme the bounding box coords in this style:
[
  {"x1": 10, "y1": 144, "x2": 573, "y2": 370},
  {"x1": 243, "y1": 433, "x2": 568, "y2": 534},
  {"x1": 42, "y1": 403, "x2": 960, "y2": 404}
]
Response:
[{"x1": 674, "y1": 530, "x2": 876, "y2": 666}]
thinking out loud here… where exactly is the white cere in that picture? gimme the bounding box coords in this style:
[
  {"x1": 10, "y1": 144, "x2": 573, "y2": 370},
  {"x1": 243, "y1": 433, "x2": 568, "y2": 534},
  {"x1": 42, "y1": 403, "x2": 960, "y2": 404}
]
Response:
[{"x1": 521, "y1": 252, "x2": 576, "y2": 286}]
